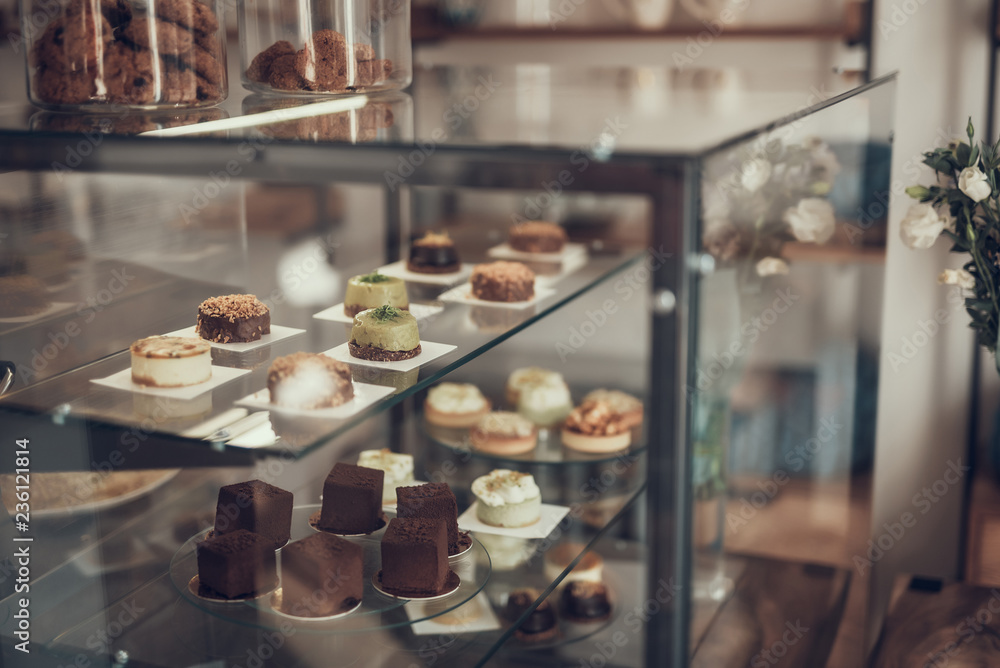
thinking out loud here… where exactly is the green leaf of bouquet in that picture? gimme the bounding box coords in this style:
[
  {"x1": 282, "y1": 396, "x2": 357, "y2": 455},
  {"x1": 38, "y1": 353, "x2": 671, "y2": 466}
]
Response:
[
  {"x1": 970, "y1": 144, "x2": 981, "y2": 167},
  {"x1": 955, "y1": 143, "x2": 972, "y2": 166},
  {"x1": 905, "y1": 185, "x2": 932, "y2": 200}
]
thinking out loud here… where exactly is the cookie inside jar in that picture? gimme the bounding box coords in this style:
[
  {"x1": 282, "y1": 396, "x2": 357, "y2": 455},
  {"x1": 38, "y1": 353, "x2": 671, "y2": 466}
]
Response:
[
  {"x1": 239, "y1": 0, "x2": 412, "y2": 95},
  {"x1": 25, "y1": 0, "x2": 227, "y2": 109}
]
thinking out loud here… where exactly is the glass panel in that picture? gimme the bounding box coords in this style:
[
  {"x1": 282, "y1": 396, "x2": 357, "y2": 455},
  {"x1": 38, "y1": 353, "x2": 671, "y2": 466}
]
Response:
[{"x1": 692, "y1": 77, "x2": 896, "y2": 664}]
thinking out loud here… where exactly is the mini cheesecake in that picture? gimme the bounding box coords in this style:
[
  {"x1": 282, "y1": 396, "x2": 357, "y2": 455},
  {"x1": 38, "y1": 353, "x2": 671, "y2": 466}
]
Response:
[
  {"x1": 130, "y1": 336, "x2": 212, "y2": 387},
  {"x1": 470, "y1": 261, "x2": 534, "y2": 303},
  {"x1": 407, "y1": 231, "x2": 461, "y2": 274},
  {"x1": 267, "y1": 352, "x2": 354, "y2": 410},
  {"x1": 508, "y1": 221, "x2": 567, "y2": 254},
  {"x1": 357, "y1": 449, "x2": 414, "y2": 503},
  {"x1": 196, "y1": 294, "x2": 271, "y2": 344},
  {"x1": 343, "y1": 271, "x2": 409, "y2": 317},
  {"x1": 582, "y1": 389, "x2": 643, "y2": 429},
  {"x1": 561, "y1": 400, "x2": 631, "y2": 454},
  {"x1": 517, "y1": 377, "x2": 573, "y2": 428},
  {"x1": 424, "y1": 382, "x2": 491, "y2": 428},
  {"x1": 349, "y1": 306, "x2": 422, "y2": 362},
  {"x1": 470, "y1": 411, "x2": 538, "y2": 456},
  {"x1": 505, "y1": 367, "x2": 567, "y2": 406},
  {"x1": 472, "y1": 469, "x2": 542, "y2": 528}
]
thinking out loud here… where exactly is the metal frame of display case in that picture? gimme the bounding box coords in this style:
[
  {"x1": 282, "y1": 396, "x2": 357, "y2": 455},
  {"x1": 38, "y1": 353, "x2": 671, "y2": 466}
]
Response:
[{"x1": 0, "y1": 72, "x2": 897, "y2": 667}]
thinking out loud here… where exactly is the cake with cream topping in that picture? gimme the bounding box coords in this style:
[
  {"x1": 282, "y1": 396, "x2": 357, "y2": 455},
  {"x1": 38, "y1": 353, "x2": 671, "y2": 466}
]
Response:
[
  {"x1": 267, "y1": 352, "x2": 354, "y2": 410},
  {"x1": 357, "y1": 449, "x2": 414, "y2": 503},
  {"x1": 471, "y1": 469, "x2": 541, "y2": 527},
  {"x1": 130, "y1": 336, "x2": 211, "y2": 387},
  {"x1": 424, "y1": 382, "x2": 491, "y2": 428},
  {"x1": 196, "y1": 294, "x2": 271, "y2": 343},
  {"x1": 470, "y1": 411, "x2": 538, "y2": 456}
]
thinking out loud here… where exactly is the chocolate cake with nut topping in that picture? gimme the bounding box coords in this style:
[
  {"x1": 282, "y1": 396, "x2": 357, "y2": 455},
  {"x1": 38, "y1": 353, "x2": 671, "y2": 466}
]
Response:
[{"x1": 196, "y1": 294, "x2": 271, "y2": 343}]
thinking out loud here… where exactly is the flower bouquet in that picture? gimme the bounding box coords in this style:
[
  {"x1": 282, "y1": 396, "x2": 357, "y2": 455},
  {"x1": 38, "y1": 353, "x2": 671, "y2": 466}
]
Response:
[{"x1": 903, "y1": 120, "x2": 1000, "y2": 368}]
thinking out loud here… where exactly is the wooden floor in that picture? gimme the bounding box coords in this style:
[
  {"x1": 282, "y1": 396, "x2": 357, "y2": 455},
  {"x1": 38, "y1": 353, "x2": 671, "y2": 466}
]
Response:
[{"x1": 723, "y1": 474, "x2": 872, "y2": 668}]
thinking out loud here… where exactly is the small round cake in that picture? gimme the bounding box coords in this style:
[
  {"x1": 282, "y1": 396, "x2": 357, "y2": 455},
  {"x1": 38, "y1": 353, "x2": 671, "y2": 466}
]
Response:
[
  {"x1": 504, "y1": 589, "x2": 559, "y2": 643},
  {"x1": 470, "y1": 261, "x2": 535, "y2": 303},
  {"x1": 561, "y1": 400, "x2": 632, "y2": 454},
  {"x1": 343, "y1": 271, "x2": 409, "y2": 318},
  {"x1": 196, "y1": 294, "x2": 271, "y2": 343},
  {"x1": 267, "y1": 352, "x2": 354, "y2": 410},
  {"x1": 472, "y1": 469, "x2": 541, "y2": 528},
  {"x1": 505, "y1": 367, "x2": 566, "y2": 406},
  {"x1": 583, "y1": 389, "x2": 643, "y2": 429},
  {"x1": 560, "y1": 581, "x2": 612, "y2": 623},
  {"x1": 130, "y1": 336, "x2": 212, "y2": 388},
  {"x1": 349, "y1": 305, "x2": 422, "y2": 362},
  {"x1": 517, "y1": 377, "x2": 573, "y2": 428},
  {"x1": 0, "y1": 275, "x2": 51, "y2": 318},
  {"x1": 357, "y1": 449, "x2": 414, "y2": 503},
  {"x1": 509, "y1": 221, "x2": 567, "y2": 254},
  {"x1": 470, "y1": 411, "x2": 538, "y2": 456},
  {"x1": 407, "y1": 231, "x2": 460, "y2": 274},
  {"x1": 424, "y1": 382, "x2": 491, "y2": 428},
  {"x1": 543, "y1": 543, "x2": 604, "y2": 589}
]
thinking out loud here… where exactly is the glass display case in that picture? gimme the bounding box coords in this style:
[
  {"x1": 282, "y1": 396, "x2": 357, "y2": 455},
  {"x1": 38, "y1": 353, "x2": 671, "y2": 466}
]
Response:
[{"x1": 0, "y1": 45, "x2": 896, "y2": 667}]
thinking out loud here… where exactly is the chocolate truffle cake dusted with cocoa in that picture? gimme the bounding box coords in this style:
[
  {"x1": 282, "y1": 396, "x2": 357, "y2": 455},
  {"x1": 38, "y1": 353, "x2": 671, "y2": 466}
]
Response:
[
  {"x1": 395, "y1": 482, "x2": 469, "y2": 555},
  {"x1": 470, "y1": 261, "x2": 535, "y2": 303},
  {"x1": 317, "y1": 463, "x2": 385, "y2": 534},
  {"x1": 379, "y1": 517, "x2": 451, "y2": 597},
  {"x1": 196, "y1": 294, "x2": 271, "y2": 343},
  {"x1": 196, "y1": 529, "x2": 277, "y2": 599},
  {"x1": 213, "y1": 479, "x2": 293, "y2": 548},
  {"x1": 279, "y1": 533, "x2": 363, "y2": 617},
  {"x1": 267, "y1": 352, "x2": 354, "y2": 410}
]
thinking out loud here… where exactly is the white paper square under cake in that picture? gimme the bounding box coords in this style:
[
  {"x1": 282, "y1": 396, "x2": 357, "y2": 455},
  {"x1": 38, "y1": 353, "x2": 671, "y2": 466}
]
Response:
[
  {"x1": 377, "y1": 260, "x2": 474, "y2": 286},
  {"x1": 323, "y1": 341, "x2": 457, "y2": 372},
  {"x1": 487, "y1": 242, "x2": 588, "y2": 263},
  {"x1": 407, "y1": 592, "x2": 501, "y2": 635},
  {"x1": 90, "y1": 365, "x2": 251, "y2": 399},
  {"x1": 235, "y1": 381, "x2": 395, "y2": 419},
  {"x1": 438, "y1": 284, "x2": 557, "y2": 310},
  {"x1": 458, "y1": 502, "x2": 571, "y2": 539},
  {"x1": 0, "y1": 302, "x2": 75, "y2": 324},
  {"x1": 313, "y1": 302, "x2": 445, "y2": 325},
  {"x1": 163, "y1": 325, "x2": 306, "y2": 352}
]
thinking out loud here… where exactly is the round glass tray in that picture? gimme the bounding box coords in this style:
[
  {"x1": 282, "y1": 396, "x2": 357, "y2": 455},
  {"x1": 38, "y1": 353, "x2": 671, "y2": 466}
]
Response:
[
  {"x1": 424, "y1": 420, "x2": 647, "y2": 466},
  {"x1": 169, "y1": 505, "x2": 491, "y2": 634}
]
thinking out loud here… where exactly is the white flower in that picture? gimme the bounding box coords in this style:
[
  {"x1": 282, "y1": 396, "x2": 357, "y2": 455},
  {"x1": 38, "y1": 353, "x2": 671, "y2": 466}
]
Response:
[
  {"x1": 741, "y1": 158, "x2": 772, "y2": 193},
  {"x1": 938, "y1": 268, "x2": 976, "y2": 290},
  {"x1": 756, "y1": 257, "x2": 789, "y2": 277},
  {"x1": 938, "y1": 207, "x2": 956, "y2": 233},
  {"x1": 959, "y1": 166, "x2": 992, "y2": 202},
  {"x1": 899, "y1": 203, "x2": 946, "y2": 249},
  {"x1": 783, "y1": 198, "x2": 836, "y2": 244}
]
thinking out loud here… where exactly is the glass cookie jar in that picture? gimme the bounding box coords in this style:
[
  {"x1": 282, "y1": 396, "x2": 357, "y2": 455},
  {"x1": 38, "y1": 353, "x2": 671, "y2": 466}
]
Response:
[
  {"x1": 238, "y1": 0, "x2": 412, "y2": 95},
  {"x1": 21, "y1": 0, "x2": 228, "y2": 109}
]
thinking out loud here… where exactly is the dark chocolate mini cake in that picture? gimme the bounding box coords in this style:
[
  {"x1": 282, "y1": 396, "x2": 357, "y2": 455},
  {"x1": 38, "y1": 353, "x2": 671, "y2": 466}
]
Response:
[
  {"x1": 279, "y1": 533, "x2": 363, "y2": 617},
  {"x1": 318, "y1": 463, "x2": 385, "y2": 534},
  {"x1": 196, "y1": 294, "x2": 271, "y2": 343},
  {"x1": 380, "y1": 517, "x2": 449, "y2": 596},
  {"x1": 213, "y1": 479, "x2": 293, "y2": 549},
  {"x1": 559, "y1": 581, "x2": 612, "y2": 623},
  {"x1": 407, "y1": 231, "x2": 460, "y2": 274},
  {"x1": 505, "y1": 588, "x2": 559, "y2": 642},
  {"x1": 395, "y1": 482, "x2": 468, "y2": 556},
  {"x1": 470, "y1": 261, "x2": 535, "y2": 303},
  {"x1": 196, "y1": 529, "x2": 277, "y2": 599}
]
